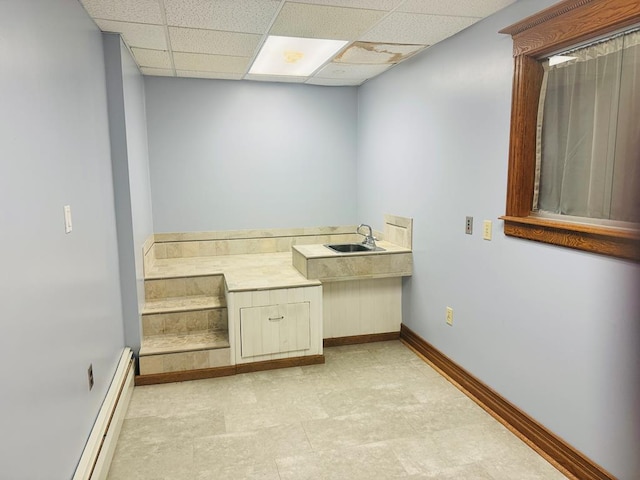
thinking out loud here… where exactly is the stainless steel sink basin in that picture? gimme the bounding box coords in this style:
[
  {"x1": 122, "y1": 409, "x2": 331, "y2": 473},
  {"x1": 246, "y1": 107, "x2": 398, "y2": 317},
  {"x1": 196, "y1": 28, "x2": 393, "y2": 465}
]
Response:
[{"x1": 325, "y1": 243, "x2": 385, "y2": 253}]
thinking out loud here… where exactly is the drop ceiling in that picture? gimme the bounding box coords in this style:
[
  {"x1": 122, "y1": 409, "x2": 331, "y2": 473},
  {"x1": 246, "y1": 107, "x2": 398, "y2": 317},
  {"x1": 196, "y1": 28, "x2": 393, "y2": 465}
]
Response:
[{"x1": 79, "y1": 0, "x2": 516, "y2": 86}]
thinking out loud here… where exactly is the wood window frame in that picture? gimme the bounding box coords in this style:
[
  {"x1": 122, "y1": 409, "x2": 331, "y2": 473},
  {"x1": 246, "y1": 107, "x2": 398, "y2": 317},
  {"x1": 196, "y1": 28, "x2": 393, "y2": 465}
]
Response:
[{"x1": 499, "y1": 0, "x2": 640, "y2": 261}]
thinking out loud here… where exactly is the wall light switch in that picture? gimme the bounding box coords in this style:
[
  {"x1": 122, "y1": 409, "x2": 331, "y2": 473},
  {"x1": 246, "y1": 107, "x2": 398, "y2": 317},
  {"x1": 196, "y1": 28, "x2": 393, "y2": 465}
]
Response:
[
  {"x1": 483, "y1": 220, "x2": 492, "y2": 240},
  {"x1": 446, "y1": 307, "x2": 453, "y2": 326},
  {"x1": 64, "y1": 205, "x2": 73, "y2": 234}
]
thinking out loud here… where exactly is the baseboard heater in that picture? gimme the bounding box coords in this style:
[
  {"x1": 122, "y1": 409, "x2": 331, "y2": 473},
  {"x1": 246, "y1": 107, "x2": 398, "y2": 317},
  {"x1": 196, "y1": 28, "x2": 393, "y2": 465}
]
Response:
[{"x1": 73, "y1": 348, "x2": 135, "y2": 480}]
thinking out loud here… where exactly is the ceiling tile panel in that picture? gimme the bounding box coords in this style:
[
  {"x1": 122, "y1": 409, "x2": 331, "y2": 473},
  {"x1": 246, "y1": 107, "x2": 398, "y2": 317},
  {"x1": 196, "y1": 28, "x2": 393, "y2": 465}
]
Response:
[
  {"x1": 80, "y1": 0, "x2": 162, "y2": 23},
  {"x1": 140, "y1": 67, "x2": 175, "y2": 76},
  {"x1": 169, "y1": 27, "x2": 261, "y2": 56},
  {"x1": 270, "y1": 3, "x2": 385, "y2": 40},
  {"x1": 173, "y1": 52, "x2": 251, "y2": 73},
  {"x1": 176, "y1": 70, "x2": 243, "y2": 80},
  {"x1": 361, "y1": 12, "x2": 479, "y2": 44},
  {"x1": 306, "y1": 77, "x2": 364, "y2": 86},
  {"x1": 399, "y1": 0, "x2": 515, "y2": 18},
  {"x1": 163, "y1": 0, "x2": 214, "y2": 28},
  {"x1": 208, "y1": 0, "x2": 281, "y2": 33},
  {"x1": 131, "y1": 48, "x2": 173, "y2": 68},
  {"x1": 95, "y1": 20, "x2": 167, "y2": 50},
  {"x1": 291, "y1": 0, "x2": 403, "y2": 10},
  {"x1": 315, "y1": 62, "x2": 391, "y2": 79},
  {"x1": 335, "y1": 42, "x2": 426, "y2": 64},
  {"x1": 165, "y1": 0, "x2": 280, "y2": 32}
]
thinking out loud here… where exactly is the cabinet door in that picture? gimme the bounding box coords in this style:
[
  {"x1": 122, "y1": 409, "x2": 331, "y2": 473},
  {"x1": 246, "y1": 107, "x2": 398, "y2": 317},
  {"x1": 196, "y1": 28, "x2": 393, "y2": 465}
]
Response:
[{"x1": 240, "y1": 302, "x2": 310, "y2": 358}]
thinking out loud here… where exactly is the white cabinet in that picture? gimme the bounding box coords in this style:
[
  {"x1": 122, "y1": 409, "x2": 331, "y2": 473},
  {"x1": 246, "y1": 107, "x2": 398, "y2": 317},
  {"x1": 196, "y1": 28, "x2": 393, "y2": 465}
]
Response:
[
  {"x1": 227, "y1": 285, "x2": 322, "y2": 364},
  {"x1": 323, "y1": 277, "x2": 402, "y2": 339},
  {"x1": 240, "y1": 302, "x2": 310, "y2": 357}
]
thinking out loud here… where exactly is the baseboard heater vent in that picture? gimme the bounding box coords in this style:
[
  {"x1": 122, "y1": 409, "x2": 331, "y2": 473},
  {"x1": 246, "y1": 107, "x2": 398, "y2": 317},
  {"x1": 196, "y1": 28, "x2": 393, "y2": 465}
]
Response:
[{"x1": 73, "y1": 348, "x2": 135, "y2": 480}]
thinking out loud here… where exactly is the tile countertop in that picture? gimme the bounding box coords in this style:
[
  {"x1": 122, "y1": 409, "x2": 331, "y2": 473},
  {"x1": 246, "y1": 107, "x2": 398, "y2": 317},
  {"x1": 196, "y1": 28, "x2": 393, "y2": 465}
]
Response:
[
  {"x1": 292, "y1": 240, "x2": 411, "y2": 258},
  {"x1": 146, "y1": 241, "x2": 411, "y2": 292},
  {"x1": 292, "y1": 241, "x2": 413, "y2": 281},
  {"x1": 147, "y1": 252, "x2": 321, "y2": 292}
]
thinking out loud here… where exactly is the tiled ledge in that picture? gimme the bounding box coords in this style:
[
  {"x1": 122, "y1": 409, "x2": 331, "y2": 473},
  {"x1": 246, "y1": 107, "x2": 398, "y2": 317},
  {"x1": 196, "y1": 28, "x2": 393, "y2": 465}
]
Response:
[
  {"x1": 154, "y1": 233, "x2": 361, "y2": 259},
  {"x1": 146, "y1": 252, "x2": 321, "y2": 292},
  {"x1": 154, "y1": 225, "x2": 357, "y2": 242},
  {"x1": 143, "y1": 226, "x2": 362, "y2": 262},
  {"x1": 142, "y1": 218, "x2": 413, "y2": 289},
  {"x1": 142, "y1": 295, "x2": 225, "y2": 314}
]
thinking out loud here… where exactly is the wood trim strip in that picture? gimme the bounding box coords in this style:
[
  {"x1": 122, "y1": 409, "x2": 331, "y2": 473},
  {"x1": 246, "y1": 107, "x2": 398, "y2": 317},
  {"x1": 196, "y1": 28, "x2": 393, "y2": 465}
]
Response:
[
  {"x1": 501, "y1": 215, "x2": 640, "y2": 239},
  {"x1": 499, "y1": 0, "x2": 593, "y2": 36},
  {"x1": 502, "y1": 217, "x2": 640, "y2": 261},
  {"x1": 236, "y1": 355, "x2": 324, "y2": 373},
  {"x1": 323, "y1": 332, "x2": 400, "y2": 347},
  {"x1": 135, "y1": 355, "x2": 325, "y2": 385},
  {"x1": 135, "y1": 365, "x2": 237, "y2": 386},
  {"x1": 400, "y1": 324, "x2": 615, "y2": 480},
  {"x1": 505, "y1": 55, "x2": 543, "y2": 217},
  {"x1": 135, "y1": 333, "x2": 405, "y2": 385},
  {"x1": 500, "y1": 0, "x2": 640, "y2": 57}
]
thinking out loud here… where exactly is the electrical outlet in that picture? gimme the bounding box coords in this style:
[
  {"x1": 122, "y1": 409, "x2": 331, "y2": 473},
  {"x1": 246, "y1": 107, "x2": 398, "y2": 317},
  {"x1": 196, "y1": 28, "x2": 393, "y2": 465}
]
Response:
[
  {"x1": 446, "y1": 307, "x2": 453, "y2": 326},
  {"x1": 87, "y1": 364, "x2": 94, "y2": 391},
  {"x1": 465, "y1": 216, "x2": 473, "y2": 235},
  {"x1": 483, "y1": 220, "x2": 492, "y2": 240}
]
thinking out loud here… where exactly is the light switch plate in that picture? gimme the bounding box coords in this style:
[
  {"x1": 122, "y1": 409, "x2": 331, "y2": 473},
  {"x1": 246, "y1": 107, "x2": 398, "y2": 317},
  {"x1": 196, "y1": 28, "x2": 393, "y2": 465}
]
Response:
[
  {"x1": 64, "y1": 205, "x2": 73, "y2": 234},
  {"x1": 483, "y1": 220, "x2": 492, "y2": 240}
]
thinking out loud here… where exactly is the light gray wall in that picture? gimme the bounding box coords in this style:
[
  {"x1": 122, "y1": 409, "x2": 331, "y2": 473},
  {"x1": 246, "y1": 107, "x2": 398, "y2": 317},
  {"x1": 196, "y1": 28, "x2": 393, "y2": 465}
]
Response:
[
  {"x1": 0, "y1": 1, "x2": 126, "y2": 479},
  {"x1": 103, "y1": 34, "x2": 154, "y2": 352},
  {"x1": 144, "y1": 78, "x2": 358, "y2": 232},
  {"x1": 357, "y1": 1, "x2": 640, "y2": 478}
]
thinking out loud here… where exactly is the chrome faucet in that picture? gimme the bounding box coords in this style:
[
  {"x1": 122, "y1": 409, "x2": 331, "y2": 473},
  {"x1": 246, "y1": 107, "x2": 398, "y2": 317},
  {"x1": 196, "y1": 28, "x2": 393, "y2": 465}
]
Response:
[{"x1": 356, "y1": 224, "x2": 377, "y2": 249}]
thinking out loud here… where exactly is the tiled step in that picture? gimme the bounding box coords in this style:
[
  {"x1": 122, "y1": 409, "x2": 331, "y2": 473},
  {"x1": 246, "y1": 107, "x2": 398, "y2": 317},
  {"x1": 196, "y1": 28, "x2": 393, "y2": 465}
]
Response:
[
  {"x1": 138, "y1": 330, "x2": 231, "y2": 375},
  {"x1": 141, "y1": 295, "x2": 225, "y2": 315},
  {"x1": 138, "y1": 347, "x2": 231, "y2": 375},
  {"x1": 140, "y1": 273, "x2": 231, "y2": 376},
  {"x1": 142, "y1": 307, "x2": 227, "y2": 337},
  {"x1": 140, "y1": 330, "x2": 229, "y2": 356},
  {"x1": 144, "y1": 274, "x2": 225, "y2": 301}
]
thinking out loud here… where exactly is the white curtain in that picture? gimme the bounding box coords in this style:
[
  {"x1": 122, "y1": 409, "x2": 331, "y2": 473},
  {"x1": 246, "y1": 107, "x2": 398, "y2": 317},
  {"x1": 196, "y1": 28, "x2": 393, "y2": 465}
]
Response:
[{"x1": 534, "y1": 30, "x2": 640, "y2": 223}]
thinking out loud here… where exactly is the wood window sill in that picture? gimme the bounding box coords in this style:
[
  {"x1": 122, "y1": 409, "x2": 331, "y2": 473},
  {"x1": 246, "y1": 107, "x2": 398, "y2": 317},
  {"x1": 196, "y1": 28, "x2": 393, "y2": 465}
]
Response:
[{"x1": 500, "y1": 216, "x2": 640, "y2": 261}]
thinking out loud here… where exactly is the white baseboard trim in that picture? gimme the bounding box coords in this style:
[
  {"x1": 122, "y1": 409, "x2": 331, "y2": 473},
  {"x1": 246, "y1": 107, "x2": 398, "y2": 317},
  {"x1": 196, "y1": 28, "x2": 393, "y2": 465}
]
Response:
[{"x1": 73, "y1": 348, "x2": 135, "y2": 480}]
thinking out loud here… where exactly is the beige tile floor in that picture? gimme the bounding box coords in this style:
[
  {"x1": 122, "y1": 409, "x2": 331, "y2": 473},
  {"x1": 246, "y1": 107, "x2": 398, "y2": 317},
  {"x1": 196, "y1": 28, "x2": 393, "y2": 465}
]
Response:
[{"x1": 107, "y1": 341, "x2": 567, "y2": 480}]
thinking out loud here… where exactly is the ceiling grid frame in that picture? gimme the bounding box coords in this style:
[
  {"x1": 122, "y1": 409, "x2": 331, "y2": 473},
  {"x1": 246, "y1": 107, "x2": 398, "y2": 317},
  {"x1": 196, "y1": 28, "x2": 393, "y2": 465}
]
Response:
[{"x1": 79, "y1": 0, "x2": 516, "y2": 85}]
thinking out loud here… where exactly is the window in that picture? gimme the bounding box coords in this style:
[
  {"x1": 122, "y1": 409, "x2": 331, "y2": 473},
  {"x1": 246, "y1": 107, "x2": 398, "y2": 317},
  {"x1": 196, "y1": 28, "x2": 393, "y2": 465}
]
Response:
[
  {"x1": 536, "y1": 30, "x2": 640, "y2": 224},
  {"x1": 499, "y1": 0, "x2": 640, "y2": 261}
]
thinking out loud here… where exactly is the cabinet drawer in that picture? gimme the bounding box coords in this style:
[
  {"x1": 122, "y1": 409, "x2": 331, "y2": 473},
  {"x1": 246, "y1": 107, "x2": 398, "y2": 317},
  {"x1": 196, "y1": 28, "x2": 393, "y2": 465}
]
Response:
[{"x1": 240, "y1": 302, "x2": 310, "y2": 358}]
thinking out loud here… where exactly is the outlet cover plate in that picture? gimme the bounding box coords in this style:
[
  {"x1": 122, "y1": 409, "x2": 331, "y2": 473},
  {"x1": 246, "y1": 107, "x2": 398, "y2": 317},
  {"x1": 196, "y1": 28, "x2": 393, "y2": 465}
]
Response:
[{"x1": 465, "y1": 216, "x2": 473, "y2": 235}]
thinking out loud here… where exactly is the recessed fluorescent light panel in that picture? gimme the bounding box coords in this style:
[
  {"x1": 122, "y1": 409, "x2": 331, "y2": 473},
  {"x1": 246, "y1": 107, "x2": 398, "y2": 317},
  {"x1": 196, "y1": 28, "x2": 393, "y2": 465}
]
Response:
[{"x1": 249, "y1": 36, "x2": 348, "y2": 77}]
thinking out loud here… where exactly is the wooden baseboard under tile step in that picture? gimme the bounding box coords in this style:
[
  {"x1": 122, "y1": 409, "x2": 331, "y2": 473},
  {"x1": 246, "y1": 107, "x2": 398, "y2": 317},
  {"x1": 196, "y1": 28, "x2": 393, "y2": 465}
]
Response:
[
  {"x1": 135, "y1": 355, "x2": 325, "y2": 386},
  {"x1": 323, "y1": 331, "x2": 400, "y2": 347},
  {"x1": 399, "y1": 324, "x2": 615, "y2": 480}
]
